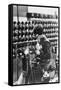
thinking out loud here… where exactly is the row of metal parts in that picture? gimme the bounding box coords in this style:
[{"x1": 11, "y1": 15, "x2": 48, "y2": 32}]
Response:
[
  {"x1": 13, "y1": 21, "x2": 58, "y2": 30},
  {"x1": 12, "y1": 35, "x2": 58, "y2": 43},
  {"x1": 13, "y1": 28, "x2": 58, "y2": 43}
]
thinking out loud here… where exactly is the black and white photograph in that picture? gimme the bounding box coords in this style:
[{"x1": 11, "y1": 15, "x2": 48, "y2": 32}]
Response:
[{"x1": 8, "y1": 4, "x2": 60, "y2": 86}]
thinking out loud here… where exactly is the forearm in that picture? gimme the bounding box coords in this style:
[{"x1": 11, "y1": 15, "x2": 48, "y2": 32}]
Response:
[{"x1": 49, "y1": 70, "x2": 55, "y2": 79}]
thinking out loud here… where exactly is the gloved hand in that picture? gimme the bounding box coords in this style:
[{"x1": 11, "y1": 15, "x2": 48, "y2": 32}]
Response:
[
  {"x1": 43, "y1": 71, "x2": 49, "y2": 78},
  {"x1": 24, "y1": 47, "x2": 29, "y2": 55}
]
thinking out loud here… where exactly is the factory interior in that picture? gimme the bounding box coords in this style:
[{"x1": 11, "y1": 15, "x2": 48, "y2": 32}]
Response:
[{"x1": 12, "y1": 5, "x2": 59, "y2": 85}]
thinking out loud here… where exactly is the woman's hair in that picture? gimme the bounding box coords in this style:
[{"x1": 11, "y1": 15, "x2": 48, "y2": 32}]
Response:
[{"x1": 33, "y1": 25, "x2": 43, "y2": 35}]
